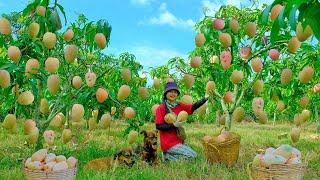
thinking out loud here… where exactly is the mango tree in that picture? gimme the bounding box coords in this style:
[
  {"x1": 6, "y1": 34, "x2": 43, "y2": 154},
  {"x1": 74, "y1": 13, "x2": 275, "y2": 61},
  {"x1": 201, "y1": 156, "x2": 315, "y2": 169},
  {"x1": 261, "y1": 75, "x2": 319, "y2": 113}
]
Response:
[
  {"x1": 261, "y1": 0, "x2": 320, "y2": 135},
  {"x1": 150, "y1": 4, "x2": 319, "y2": 136},
  {"x1": 0, "y1": 0, "x2": 145, "y2": 150}
]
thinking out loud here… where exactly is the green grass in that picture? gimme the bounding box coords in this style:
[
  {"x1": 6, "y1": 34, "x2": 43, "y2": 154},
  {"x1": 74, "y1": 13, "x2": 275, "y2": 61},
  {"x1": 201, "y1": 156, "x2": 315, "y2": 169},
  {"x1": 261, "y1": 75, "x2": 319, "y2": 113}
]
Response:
[{"x1": 0, "y1": 120, "x2": 319, "y2": 180}]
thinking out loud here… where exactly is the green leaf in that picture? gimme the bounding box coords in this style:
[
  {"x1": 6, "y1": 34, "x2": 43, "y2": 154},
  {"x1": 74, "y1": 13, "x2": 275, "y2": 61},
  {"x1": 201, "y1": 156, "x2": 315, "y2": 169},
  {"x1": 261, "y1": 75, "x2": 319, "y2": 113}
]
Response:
[
  {"x1": 276, "y1": 7, "x2": 285, "y2": 28},
  {"x1": 272, "y1": 0, "x2": 284, "y2": 5},
  {"x1": 41, "y1": 0, "x2": 49, "y2": 6},
  {"x1": 0, "y1": 63, "x2": 16, "y2": 72},
  {"x1": 270, "y1": 19, "x2": 280, "y2": 43},
  {"x1": 96, "y1": 19, "x2": 112, "y2": 43},
  {"x1": 22, "y1": 2, "x2": 36, "y2": 16},
  {"x1": 48, "y1": 7, "x2": 62, "y2": 31},
  {"x1": 56, "y1": 3, "x2": 67, "y2": 26},
  {"x1": 288, "y1": 6, "x2": 299, "y2": 30},
  {"x1": 299, "y1": 3, "x2": 320, "y2": 40},
  {"x1": 259, "y1": 4, "x2": 272, "y2": 25}
]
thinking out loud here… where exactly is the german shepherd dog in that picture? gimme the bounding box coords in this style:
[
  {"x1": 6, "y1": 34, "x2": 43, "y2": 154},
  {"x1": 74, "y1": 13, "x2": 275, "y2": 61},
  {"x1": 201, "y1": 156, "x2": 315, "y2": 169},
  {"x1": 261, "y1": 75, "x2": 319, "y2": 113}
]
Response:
[{"x1": 135, "y1": 130, "x2": 158, "y2": 165}]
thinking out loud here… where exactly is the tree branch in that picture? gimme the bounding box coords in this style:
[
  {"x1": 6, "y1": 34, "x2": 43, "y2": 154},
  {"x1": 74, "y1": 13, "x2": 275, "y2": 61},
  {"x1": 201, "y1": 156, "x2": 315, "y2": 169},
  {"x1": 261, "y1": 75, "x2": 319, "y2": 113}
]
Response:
[
  {"x1": 230, "y1": 84, "x2": 238, "y2": 111},
  {"x1": 175, "y1": 65, "x2": 200, "y2": 78},
  {"x1": 234, "y1": 87, "x2": 245, "y2": 109},
  {"x1": 214, "y1": 89, "x2": 222, "y2": 99},
  {"x1": 247, "y1": 40, "x2": 287, "y2": 62}
]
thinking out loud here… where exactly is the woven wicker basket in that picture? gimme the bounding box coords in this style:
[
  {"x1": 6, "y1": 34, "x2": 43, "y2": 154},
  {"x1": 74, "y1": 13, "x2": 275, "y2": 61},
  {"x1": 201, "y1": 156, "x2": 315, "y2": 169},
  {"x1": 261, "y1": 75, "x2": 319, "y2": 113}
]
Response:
[
  {"x1": 247, "y1": 163, "x2": 305, "y2": 180},
  {"x1": 202, "y1": 132, "x2": 241, "y2": 167},
  {"x1": 24, "y1": 165, "x2": 77, "y2": 180}
]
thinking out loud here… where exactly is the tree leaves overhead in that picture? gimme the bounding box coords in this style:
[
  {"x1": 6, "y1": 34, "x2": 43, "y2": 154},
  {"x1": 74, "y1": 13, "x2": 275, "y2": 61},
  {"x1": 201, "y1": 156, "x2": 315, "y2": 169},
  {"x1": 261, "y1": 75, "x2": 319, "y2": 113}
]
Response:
[
  {"x1": 55, "y1": 3, "x2": 67, "y2": 26},
  {"x1": 47, "y1": 7, "x2": 62, "y2": 31},
  {"x1": 260, "y1": 0, "x2": 320, "y2": 43},
  {"x1": 96, "y1": 19, "x2": 112, "y2": 43},
  {"x1": 299, "y1": 2, "x2": 320, "y2": 40},
  {"x1": 148, "y1": 1, "x2": 320, "y2": 127}
]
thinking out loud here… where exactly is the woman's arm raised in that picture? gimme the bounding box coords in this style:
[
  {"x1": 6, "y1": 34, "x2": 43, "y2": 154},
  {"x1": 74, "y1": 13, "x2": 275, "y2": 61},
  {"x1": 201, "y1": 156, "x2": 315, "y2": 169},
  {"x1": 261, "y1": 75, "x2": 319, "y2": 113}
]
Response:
[{"x1": 191, "y1": 97, "x2": 208, "y2": 113}]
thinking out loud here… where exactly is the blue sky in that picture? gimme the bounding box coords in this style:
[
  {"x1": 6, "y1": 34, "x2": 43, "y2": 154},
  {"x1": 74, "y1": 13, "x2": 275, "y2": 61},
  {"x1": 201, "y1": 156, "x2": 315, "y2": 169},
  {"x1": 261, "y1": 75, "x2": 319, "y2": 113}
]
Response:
[{"x1": 0, "y1": 0, "x2": 274, "y2": 69}]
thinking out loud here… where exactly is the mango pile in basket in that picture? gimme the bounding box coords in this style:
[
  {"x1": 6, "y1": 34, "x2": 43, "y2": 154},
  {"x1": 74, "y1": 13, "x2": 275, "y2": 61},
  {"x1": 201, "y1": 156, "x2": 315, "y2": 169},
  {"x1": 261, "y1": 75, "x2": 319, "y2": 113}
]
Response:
[
  {"x1": 24, "y1": 149, "x2": 77, "y2": 172},
  {"x1": 251, "y1": 144, "x2": 302, "y2": 168},
  {"x1": 202, "y1": 130, "x2": 235, "y2": 143}
]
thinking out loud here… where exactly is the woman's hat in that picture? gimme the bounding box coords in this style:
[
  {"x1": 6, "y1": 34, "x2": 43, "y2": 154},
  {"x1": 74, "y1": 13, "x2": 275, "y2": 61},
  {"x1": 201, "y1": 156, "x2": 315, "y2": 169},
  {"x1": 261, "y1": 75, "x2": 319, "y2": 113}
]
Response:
[{"x1": 164, "y1": 81, "x2": 180, "y2": 96}]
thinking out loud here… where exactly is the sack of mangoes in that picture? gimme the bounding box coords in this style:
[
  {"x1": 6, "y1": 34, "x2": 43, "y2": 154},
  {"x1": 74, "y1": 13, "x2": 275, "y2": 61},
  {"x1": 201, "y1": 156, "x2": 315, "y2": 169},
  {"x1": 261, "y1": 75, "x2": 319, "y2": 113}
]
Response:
[{"x1": 248, "y1": 144, "x2": 305, "y2": 180}]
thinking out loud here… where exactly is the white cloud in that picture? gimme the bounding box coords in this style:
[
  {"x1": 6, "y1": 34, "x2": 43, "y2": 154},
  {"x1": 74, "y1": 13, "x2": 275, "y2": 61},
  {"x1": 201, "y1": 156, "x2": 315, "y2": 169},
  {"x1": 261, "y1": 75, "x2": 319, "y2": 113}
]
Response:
[
  {"x1": 202, "y1": 0, "x2": 274, "y2": 14},
  {"x1": 104, "y1": 46, "x2": 122, "y2": 55},
  {"x1": 226, "y1": 0, "x2": 241, "y2": 7},
  {"x1": 106, "y1": 45, "x2": 187, "y2": 87},
  {"x1": 107, "y1": 44, "x2": 187, "y2": 68},
  {"x1": 202, "y1": 0, "x2": 242, "y2": 12},
  {"x1": 159, "y1": 2, "x2": 167, "y2": 11},
  {"x1": 128, "y1": 45, "x2": 187, "y2": 68},
  {"x1": 130, "y1": 0, "x2": 153, "y2": 6},
  {"x1": 143, "y1": 3, "x2": 195, "y2": 29},
  {"x1": 201, "y1": 0, "x2": 224, "y2": 14},
  {"x1": 254, "y1": 0, "x2": 274, "y2": 7}
]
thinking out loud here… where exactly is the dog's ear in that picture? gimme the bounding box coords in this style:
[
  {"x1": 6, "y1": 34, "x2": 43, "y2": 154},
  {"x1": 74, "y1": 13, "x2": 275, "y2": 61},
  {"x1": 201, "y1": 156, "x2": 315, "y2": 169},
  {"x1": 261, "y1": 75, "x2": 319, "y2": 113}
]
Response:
[
  {"x1": 140, "y1": 130, "x2": 147, "y2": 137},
  {"x1": 114, "y1": 150, "x2": 123, "y2": 160}
]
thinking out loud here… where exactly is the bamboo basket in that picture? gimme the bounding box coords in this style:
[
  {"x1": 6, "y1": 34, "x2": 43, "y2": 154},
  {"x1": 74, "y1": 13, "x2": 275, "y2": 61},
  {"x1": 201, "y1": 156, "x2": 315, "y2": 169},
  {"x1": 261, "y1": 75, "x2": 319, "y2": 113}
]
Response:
[
  {"x1": 202, "y1": 132, "x2": 241, "y2": 167},
  {"x1": 247, "y1": 162, "x2": 305, "y2": 180}
]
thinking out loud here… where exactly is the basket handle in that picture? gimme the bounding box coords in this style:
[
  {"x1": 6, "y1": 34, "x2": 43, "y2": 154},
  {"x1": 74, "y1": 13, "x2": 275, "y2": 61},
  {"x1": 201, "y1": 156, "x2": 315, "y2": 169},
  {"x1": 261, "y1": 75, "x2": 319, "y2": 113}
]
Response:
[
  {"x1": 246, "y1": 162, "x2": 253, "y2": 180},
  {"x1": 206, "y1": 143, "x2": 221, "y2": 161},
  {"x1": 219, "y1": 127, "x2": 226, "y2": 134}
]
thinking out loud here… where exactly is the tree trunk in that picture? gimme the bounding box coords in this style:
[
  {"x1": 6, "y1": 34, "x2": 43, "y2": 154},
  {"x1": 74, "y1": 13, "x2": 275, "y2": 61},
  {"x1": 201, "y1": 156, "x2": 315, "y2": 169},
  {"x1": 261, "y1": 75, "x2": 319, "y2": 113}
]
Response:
[
  {"x1": 216, "y1": 110, "x2": 221, "y2": 127},
  {"x1": 315, "y1": 105, "x2": 319, "y2": 134},
  {"x1": 273, "y1": 112, "x2": 276, "y2": 126},
  {"x1": 35, "y1": 123, "x2": 44, "y2": 150},
  {"x1": 225, "y1": 110, "x2": 231, "y2": 131}
]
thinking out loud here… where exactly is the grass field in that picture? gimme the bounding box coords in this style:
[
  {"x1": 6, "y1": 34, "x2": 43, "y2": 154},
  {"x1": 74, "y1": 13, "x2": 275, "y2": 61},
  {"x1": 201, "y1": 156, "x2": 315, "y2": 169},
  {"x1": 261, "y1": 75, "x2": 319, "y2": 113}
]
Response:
[{"x1": 0, "y1": 120, "x2": 319, "y2": 180}]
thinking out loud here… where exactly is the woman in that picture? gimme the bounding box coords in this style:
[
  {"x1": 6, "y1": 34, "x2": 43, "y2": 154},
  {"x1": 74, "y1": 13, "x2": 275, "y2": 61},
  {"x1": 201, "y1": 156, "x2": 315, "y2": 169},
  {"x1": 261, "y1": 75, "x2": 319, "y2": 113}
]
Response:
[{"x1": 155, "y1": 81, "x2": 208, "y2": 161}]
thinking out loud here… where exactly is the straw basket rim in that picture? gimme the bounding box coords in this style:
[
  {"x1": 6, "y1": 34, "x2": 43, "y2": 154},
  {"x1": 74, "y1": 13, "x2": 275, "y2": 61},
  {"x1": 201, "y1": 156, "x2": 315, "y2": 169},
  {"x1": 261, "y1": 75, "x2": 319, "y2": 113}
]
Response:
[
  {"x1": 22, "y1": 159, "x2": 78, "y2": 168},
  {"x1": 202, "y1": 132, "x2": 241, "y2": 166},
  {"x1": 22, "y1": 160, "x2": 78, "y2": 179},
  {"x1": 202, "y1": 131, "x2": 241, "y2": 146},
  {"x1": 247, "y1": 162, "x2": 306, "y2": 180}
]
